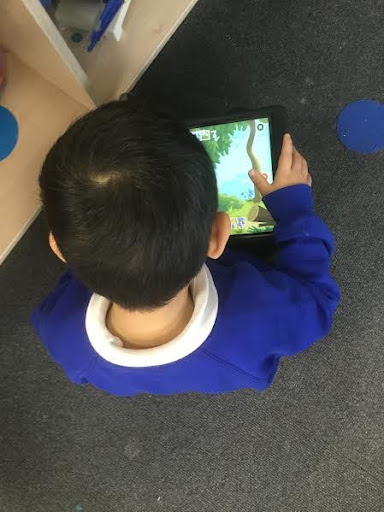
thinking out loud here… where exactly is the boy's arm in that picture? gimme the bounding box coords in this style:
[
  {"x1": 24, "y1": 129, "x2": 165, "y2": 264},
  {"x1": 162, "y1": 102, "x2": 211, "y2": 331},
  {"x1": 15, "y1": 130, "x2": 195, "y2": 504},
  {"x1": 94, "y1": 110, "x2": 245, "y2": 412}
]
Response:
[
  {"x1": 263, "y1": 185, "x2": 339, "y2": 355},
  {"x1": 249, "y1": 135, "x2": 340, "y2": 355}
]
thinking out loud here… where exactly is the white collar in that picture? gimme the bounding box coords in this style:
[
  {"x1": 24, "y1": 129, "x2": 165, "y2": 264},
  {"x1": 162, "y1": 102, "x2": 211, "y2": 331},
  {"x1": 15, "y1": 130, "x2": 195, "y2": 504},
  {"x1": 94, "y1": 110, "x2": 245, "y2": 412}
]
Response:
[{"x1": 85, "y1": 264, "x2": 218, "y2": 367}]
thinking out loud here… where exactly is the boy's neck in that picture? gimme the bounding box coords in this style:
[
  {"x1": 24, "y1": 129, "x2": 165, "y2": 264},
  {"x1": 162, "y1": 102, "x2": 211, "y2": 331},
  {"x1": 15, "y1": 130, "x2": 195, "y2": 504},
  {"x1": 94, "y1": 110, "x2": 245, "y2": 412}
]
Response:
[{"x1": 106, "y1": 286, "x2": 194, "y2": 349}]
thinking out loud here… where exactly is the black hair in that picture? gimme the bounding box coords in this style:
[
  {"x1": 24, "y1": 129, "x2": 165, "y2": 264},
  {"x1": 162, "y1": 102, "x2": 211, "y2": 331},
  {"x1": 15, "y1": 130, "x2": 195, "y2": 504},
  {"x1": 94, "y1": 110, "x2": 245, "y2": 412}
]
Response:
[{"x1": 39, "y1": 100, "x2": 217, "y2": 310}]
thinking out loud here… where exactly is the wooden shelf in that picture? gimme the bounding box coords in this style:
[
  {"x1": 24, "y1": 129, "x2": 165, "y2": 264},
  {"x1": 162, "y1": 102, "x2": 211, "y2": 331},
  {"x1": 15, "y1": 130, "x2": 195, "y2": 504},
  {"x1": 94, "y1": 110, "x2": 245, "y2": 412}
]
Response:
[
  {"x1": 1, "y1": 0, "x2": 198, "y2": 106},
  {"x1": 0, "y1": 1, "x2": 94, "y2": 108},
  {"x1": 0, "y1": 54, "x2": 87, "y2": 262},
  {"x1": 59, "y1": 0, "x2": 199, "y2": 103}
]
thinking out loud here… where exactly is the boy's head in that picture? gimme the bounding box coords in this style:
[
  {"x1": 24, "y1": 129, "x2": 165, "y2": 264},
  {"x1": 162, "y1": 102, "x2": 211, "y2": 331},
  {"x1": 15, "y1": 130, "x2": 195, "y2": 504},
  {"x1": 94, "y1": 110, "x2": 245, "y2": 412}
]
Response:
[{"x1": 40, "y1": 100, "x2": 230, "y2": 310}]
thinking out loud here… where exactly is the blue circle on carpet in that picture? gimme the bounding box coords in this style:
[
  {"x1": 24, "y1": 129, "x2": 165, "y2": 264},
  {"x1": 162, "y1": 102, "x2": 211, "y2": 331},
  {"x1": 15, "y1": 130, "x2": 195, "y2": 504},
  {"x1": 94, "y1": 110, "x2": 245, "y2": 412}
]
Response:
[
  {"x1": 0, "y1": 106, "x2": 18, "y2": 161},
  {"x1": 337, "y1": 100, "x2": 384, "y2": 154}
]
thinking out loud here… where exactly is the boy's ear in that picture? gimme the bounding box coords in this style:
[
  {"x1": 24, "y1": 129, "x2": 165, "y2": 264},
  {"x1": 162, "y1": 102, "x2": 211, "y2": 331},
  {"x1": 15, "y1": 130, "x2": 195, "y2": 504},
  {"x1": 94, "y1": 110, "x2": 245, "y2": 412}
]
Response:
[
  {"x1": 207, "y1": 212, "x2": 231, "y2": 259},
  {"x1": 49, "y1": 232, "x2": 66, "y2": 262}
]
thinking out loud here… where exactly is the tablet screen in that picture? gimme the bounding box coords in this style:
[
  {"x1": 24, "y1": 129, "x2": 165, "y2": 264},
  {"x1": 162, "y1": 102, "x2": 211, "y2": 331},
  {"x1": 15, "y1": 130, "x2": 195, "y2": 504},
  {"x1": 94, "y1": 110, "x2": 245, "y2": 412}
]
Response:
[{"x1": 191, "y1": 118, "x2": 275, "y2": 235}]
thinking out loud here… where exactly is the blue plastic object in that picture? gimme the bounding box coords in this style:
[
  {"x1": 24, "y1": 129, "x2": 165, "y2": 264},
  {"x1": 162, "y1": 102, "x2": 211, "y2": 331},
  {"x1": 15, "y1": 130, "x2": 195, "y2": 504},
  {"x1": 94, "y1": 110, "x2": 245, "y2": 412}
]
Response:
[
  {"x1": 337, "y1": 100, "x2": 384, "y2": 154},
  {"x1": 0, "y1": 106, "x2": 18, "y2": 161},
  {"x1": 88, "y1": 0, "x2": 123, "y2": 51}
]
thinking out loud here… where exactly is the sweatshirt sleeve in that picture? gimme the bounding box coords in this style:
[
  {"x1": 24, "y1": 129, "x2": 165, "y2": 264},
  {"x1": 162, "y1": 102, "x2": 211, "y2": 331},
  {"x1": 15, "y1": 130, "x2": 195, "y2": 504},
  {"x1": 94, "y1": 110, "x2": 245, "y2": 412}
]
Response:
[{"x1": 262, "y1": 184, "x2": 340, "y2": 356}]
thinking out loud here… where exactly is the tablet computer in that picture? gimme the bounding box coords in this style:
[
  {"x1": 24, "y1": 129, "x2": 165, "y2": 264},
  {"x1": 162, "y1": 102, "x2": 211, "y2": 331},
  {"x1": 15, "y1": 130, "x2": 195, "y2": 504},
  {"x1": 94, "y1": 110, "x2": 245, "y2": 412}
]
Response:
[{"x1": 190, "y1": 106, "x2": 287, "y2": 236}]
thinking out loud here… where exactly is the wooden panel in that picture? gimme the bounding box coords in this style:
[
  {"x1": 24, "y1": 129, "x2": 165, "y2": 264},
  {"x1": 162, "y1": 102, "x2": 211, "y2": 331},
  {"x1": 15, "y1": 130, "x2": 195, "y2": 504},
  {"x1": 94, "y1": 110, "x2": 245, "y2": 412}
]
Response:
[
  {"x1": 63, "y1": 0, "x2": 199, "y2": 102},
  {"x1": 0, "y1": 0, "x2": 95, "y2": 108},
  {"x1": 0, "y1": 54, "x2": 88, "y2": 263}
]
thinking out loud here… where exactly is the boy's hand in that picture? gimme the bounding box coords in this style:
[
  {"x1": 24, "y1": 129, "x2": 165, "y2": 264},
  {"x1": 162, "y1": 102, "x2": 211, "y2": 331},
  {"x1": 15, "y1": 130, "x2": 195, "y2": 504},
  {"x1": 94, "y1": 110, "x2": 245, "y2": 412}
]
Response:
[{"x1": 248, "y1": 134, "x2": 312, "y2": 197}]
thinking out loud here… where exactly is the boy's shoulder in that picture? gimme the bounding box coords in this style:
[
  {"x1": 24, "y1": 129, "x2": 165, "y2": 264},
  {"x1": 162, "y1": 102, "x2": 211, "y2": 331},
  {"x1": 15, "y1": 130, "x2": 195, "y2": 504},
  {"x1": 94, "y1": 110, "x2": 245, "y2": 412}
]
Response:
[
  {"x1": 31, "y1": 269, "x2": 96, "y2": 383},
  {"x1": 207, "y1": 251, "x2": 287, "y2": 314}
]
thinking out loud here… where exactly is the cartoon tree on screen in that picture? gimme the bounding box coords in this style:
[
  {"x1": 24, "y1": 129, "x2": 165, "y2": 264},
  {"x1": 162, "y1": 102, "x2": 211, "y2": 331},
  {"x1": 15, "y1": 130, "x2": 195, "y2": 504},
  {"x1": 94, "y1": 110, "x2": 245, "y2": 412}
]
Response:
[
  {"x1": 203, "y1": 121, "x2": 248, "y2": 166},
  {"x1": 205, "y1": 120, "x2": 274, "y2": 224},
  {"x1": 245, "y1": 120, "x2": 274, "y2": 224}
]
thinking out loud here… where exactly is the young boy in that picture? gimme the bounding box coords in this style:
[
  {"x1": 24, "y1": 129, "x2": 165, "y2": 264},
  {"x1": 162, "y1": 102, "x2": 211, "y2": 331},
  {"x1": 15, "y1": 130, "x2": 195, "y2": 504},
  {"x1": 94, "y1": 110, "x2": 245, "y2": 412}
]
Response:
[{"x1": 32, "y1": 101, "x2": 339, "y2": 396}]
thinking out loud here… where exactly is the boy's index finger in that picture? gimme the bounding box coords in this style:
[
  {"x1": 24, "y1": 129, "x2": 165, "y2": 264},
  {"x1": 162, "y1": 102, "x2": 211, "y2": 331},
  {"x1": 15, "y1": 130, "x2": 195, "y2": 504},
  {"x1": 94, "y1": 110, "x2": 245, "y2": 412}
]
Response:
[
  {"x1": 292, "y1": 147, "x2": 302, "y2": 171},
  {"x1": 277, "y1": 133, "x2": 293, "y2": 172}
]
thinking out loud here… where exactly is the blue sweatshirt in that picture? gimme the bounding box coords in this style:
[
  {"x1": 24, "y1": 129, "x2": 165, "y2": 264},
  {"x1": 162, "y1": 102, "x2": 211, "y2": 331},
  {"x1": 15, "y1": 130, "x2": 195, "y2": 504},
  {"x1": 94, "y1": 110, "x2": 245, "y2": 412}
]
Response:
[{"x1": 32, "y1": 185, "x2": 339, "y2": 396}]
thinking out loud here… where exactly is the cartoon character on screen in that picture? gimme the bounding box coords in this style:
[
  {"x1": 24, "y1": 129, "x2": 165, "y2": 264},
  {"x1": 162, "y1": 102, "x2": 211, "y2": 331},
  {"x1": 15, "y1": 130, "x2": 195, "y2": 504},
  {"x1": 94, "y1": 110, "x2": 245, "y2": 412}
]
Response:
[
  {"x1": 230, "y1": 217, "x2": 245, "y2": 230},
  {"x1": 237, "y1": 217, "x2": 245, "y2": 229}
]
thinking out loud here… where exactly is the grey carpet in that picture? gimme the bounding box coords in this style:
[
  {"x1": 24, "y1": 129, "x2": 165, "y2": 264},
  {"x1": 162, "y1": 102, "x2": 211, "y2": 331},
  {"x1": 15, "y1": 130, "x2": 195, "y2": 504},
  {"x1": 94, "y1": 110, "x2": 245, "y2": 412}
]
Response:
[{"x1": 1, "y1": 1, "x2": 384, "y2": 511}]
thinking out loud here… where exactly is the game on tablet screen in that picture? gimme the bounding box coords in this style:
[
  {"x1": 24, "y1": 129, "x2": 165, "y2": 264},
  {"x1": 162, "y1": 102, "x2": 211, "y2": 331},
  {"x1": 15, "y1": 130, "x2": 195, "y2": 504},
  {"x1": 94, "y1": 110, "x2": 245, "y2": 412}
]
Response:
[{"x1": 191, "y1": 118, "x2": 275, "y2": 235}]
